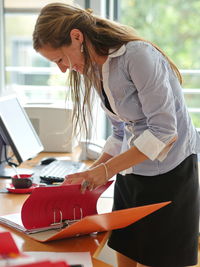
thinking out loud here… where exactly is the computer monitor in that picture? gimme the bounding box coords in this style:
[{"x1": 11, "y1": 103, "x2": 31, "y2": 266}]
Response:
[{"x1": 0, "y1": 95, "x2": 44, "y2": 177}]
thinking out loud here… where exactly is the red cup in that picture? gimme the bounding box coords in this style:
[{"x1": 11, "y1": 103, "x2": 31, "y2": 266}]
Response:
[{"x1": 12, "y1": 174, "x2": 33, "y2": 189}]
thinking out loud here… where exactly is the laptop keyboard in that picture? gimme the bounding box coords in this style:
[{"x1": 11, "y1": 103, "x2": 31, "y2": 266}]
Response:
[{"x1": 39, "y1": 160, "x2": 86, "y2": 183}]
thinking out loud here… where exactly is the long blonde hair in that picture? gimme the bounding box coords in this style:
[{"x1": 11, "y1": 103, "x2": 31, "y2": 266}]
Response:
[{"x1": 33, "y1": 2, "x2": 182, "y2": 138}]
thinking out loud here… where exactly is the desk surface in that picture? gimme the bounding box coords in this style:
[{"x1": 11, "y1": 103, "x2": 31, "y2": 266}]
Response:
[{"x1": 0, "y1": 150, "x2": 113, "y2": 267}]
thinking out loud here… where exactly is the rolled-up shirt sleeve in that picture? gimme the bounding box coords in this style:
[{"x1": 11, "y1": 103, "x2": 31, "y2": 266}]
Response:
[
  {"x1": 102, "y1": 112, "x2": 124, "y2": 156},
  {"x1": 125, "y1": 43, "x2": 178, "y2": 161}
]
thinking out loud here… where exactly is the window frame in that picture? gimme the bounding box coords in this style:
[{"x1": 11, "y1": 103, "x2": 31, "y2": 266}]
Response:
[{"x1": 0, "y1": 0, "x2": 5, "y2": 94}]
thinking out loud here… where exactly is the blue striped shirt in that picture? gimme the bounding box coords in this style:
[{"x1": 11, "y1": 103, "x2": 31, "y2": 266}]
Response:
[{"x1": 100, "y1": 41, "x2": 200, "y2": 176}]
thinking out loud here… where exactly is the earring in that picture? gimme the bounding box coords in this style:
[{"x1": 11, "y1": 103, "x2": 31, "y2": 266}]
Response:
[{"x1": 80, "y1": 44, "x2": 84, "y2": 53}]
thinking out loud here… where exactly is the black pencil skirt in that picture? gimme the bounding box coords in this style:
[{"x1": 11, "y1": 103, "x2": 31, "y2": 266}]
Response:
[{"x1": 108, "y1": 154, "x2": 199, "y2": 267}]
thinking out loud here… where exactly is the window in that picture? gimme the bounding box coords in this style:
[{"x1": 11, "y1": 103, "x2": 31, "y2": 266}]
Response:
[
  {"x1": 3, "y1": 1, "x2": 107, "y2": 105},
  {"x1": 119, "y1": 0, "x2": 200, "y2": 131},
  {"x1": 4, "y1": 0, "x2": 75, "y2": 104}
]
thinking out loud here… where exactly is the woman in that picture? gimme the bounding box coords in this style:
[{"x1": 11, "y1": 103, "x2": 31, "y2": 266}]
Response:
[{"x1": 33, "y1": 3, "x2": 200, "y2": 267}]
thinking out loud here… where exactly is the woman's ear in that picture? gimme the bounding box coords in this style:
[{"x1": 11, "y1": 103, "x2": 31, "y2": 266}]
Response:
[{"x1": 70, "y1": 29, "x2": 84, "y2": 43}]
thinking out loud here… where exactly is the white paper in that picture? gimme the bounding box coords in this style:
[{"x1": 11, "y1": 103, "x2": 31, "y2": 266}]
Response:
[{"x1": 25, "y1": 251, "x2": 93, "y2": 267}]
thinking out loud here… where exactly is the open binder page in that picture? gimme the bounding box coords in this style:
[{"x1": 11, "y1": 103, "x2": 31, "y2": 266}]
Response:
[
  {"x1": 0, "y1": 181, "x2": 113, "y2": 234},
  {"x1": 0, "y1": 181, "x2": 171, "y2": 242},
  {"x1": 0, "y1": 213, "x2": 25, "y2": 233},
  {"x1": 0, "y1": 213, "x2": 65, "y2": 235}
]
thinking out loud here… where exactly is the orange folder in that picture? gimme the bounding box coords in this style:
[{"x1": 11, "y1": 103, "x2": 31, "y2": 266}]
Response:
[{"x1": 0, "y1": 181, "x2": 171, "y2": 242}]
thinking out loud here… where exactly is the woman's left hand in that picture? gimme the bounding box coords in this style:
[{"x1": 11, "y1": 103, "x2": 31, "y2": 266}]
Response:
[{"x1": 61, "y1": 164, "x2": 109, "y2": 193}]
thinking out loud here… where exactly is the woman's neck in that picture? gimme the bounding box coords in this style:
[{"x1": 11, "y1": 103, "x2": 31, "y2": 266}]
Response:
[{"x1": 94, "y1": 54, "x2": 108, "y2": 65}]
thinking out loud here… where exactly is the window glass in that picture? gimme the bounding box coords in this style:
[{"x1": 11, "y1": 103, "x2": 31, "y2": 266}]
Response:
[
  {"x1": 119, "y1": 0, "x2": 200, "y2": 130},
  {"x1": 4, "y1": 0, "x2": 74, "y2": 104}
]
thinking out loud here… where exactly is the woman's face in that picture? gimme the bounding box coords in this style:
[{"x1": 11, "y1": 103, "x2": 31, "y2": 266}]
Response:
[
  {"x1": 38, "y1": 44, "x2": 85, "y2": 74},
  {"x1": 38, "y1": 30, "x2": 85, "y2": 74},
  {"x1": 38, "y1": 29, "x2": 107, "y2": 73}
]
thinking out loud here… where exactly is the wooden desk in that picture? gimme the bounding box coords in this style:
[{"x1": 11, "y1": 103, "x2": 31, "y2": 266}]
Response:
[{"x1": 0, "y1": 151, "x2": 113, "y2": 267}]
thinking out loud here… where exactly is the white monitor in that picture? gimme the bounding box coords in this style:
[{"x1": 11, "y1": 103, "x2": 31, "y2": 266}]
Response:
[{"x1": 0, "y1": 95, "x2": 44, "y2": 177}]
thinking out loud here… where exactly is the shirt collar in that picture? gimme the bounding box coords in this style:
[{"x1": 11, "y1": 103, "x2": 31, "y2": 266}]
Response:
[{"x1": 108, "y1": 44, "x2": 126, "y2": 58}]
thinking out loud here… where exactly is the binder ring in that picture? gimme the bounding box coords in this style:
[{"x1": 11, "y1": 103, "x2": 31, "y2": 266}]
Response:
[{"x1": 51, "y1": 209, "x2": 63, "y2": 226}]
